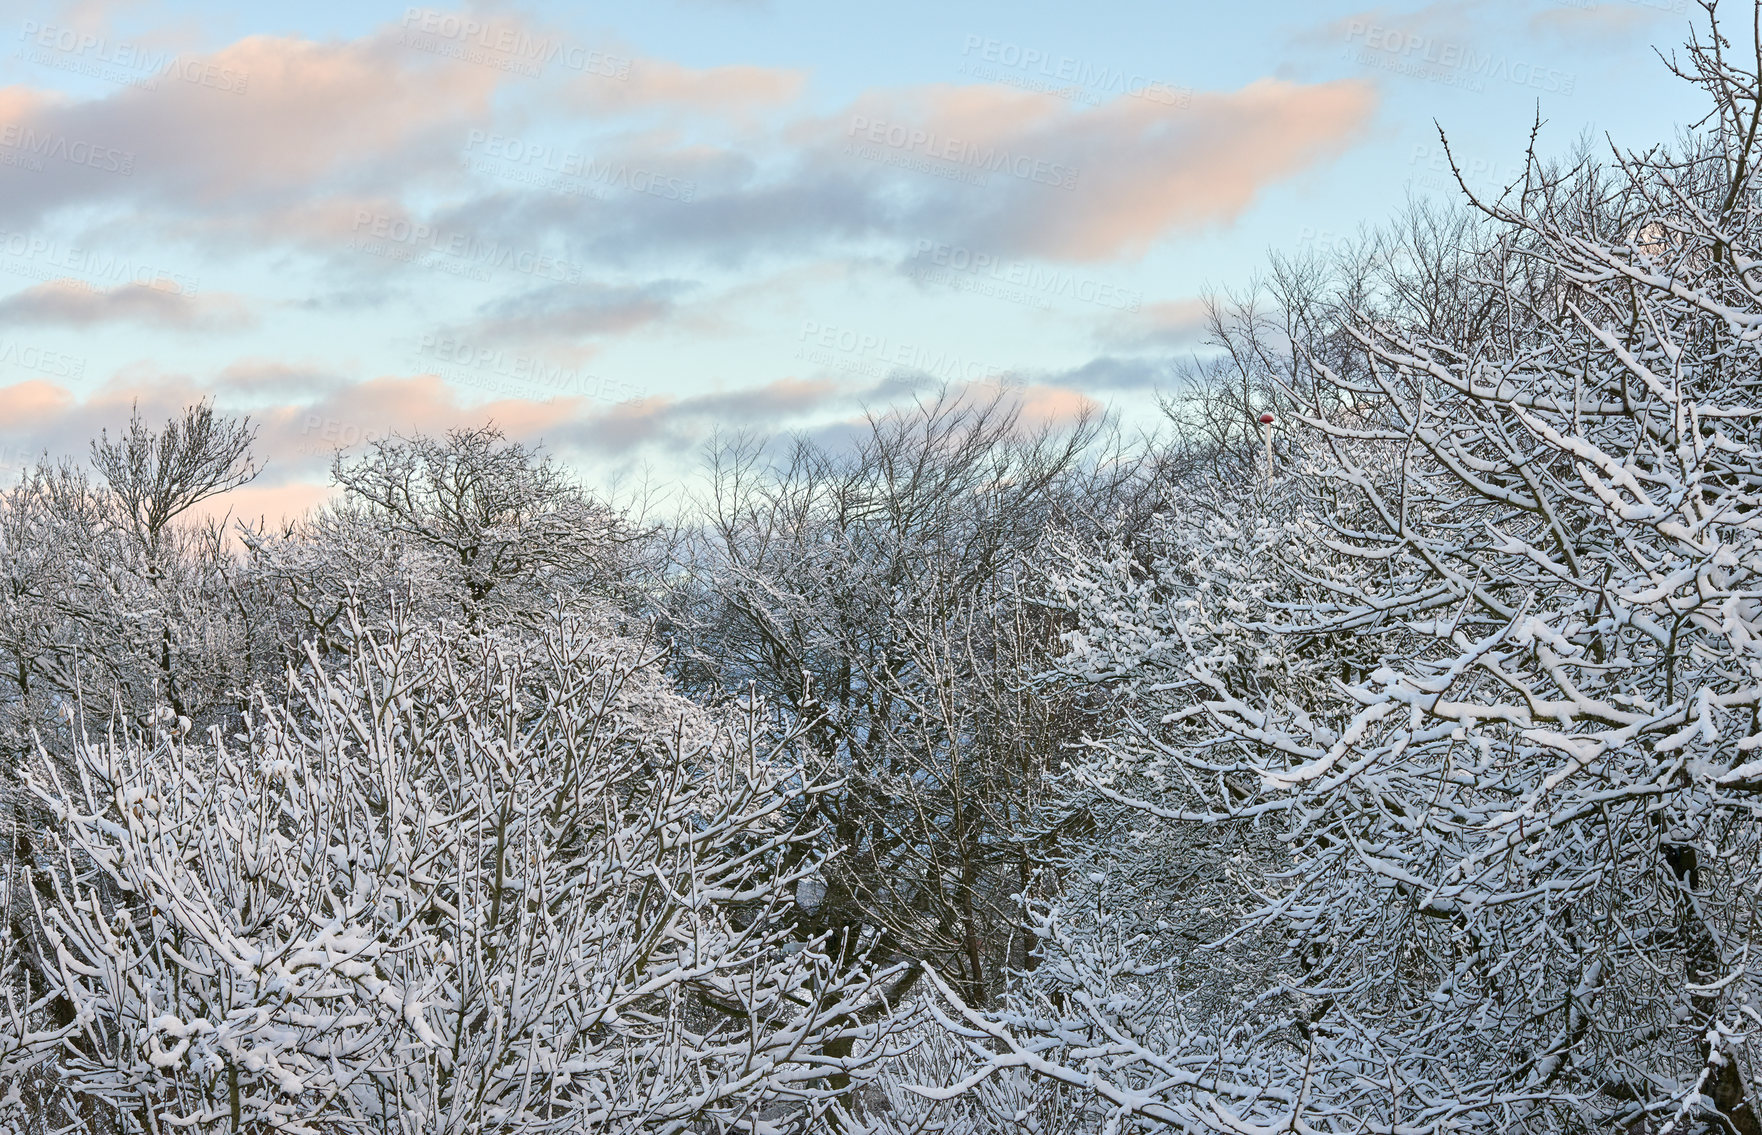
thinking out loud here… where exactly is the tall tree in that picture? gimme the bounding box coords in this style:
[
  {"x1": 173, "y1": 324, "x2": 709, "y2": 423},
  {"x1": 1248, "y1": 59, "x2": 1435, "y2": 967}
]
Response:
[{"x1": 924, "y1": 7, "x2": 1762, "y2": 1131}]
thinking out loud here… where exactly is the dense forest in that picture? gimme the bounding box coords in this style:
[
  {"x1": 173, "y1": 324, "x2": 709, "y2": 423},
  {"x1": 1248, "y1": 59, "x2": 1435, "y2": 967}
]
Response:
[{"x1": 5, "y1": 9, "x2": 1762, "y2": 1134}]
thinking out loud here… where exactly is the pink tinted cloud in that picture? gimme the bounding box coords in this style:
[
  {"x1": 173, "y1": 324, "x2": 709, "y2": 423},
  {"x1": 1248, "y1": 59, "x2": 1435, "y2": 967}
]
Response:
[
  {"x1": 0, "y1": 374, "x2": 593, "y2": 489},
  {"x1": 0, "y1": 371, "x2": 1112, "y2": 521},
  {"x1": 831, "y1": 78, "x2": 1376, "y2": 260},
  {"x1": 0, "y1": 378, "x2": 76, "y2": 424},
  {"x1": 0, "y1": 279, "x2": 252, "y2": 329},
  {"x1": 193, "y1": 479, "x2": 336, "y2": 527},
  {"x1": 570, "y1": 59, "x2": 807, "y2": 114},
  {"x1": 0, "y1": 22, "x2": 507, "y2": 224},
  {"x1": 1010, "y1": 384, "x2": 1101, "y2": 427},
  {"x1": 1098, "y1": 298, "x2": 1210, "y2": 350},
  {"x1": 573, "y1": 75, "x2": 1377, "y2": 267},
  {"x1": 1048, "y1": 79, "x2": 1375, "y2": 257},
  {"x1": 0, "y1": 377, "x2": 218, "y2": 474},
  {"x1": 0, "y1": 373, "x2": 643, "y2": 526},
  {"x1": 252, "y1": 374, "x2": 594, "y2": 468}
]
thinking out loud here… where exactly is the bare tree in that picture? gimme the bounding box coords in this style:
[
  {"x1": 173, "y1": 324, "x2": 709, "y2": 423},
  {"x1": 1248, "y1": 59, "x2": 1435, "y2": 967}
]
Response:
[
  {"x1": 669, "y1": 390, "x2": 1133, "y2": 1011},
  {"x1": 321, "y1": 426, "x2": 648, "y2": 631}
]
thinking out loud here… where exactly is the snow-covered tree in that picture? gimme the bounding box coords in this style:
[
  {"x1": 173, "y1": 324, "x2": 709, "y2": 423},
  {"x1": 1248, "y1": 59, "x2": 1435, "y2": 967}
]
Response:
[
  {"x1": 325, "y1": 427, "x2": 648, "y2": 629},
  {"x1": 673, "y1": 392, "x2": 1131, "y2": 1006},
  {"x1": 922, "y1": 7, "x2": 1762, "y2": 1132},
  {"x1": 0, "y1": 404, "x2": 263, "y2": 760},
  {"x1": 4, "y1": 610, "x2": 907, "y2": 1133}
]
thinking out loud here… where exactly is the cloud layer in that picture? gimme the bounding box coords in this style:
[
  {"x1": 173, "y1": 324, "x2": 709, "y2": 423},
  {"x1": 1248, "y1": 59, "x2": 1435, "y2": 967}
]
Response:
[{"x1": 0, "y1": 2, "x2": 1433, "y2": 517}]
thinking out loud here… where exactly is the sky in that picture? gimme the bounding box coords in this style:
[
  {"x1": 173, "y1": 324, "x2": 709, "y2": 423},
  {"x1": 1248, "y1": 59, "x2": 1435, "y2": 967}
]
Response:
[{"x1": 0, "y1": 0, "x2": 1713, "y2": 522}]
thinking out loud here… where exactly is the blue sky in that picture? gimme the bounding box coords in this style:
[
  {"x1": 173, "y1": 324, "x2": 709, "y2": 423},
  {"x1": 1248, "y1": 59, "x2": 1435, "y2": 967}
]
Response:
[{"x1": 0, "y1": 0, "x2": 1709, "y2": 517}]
